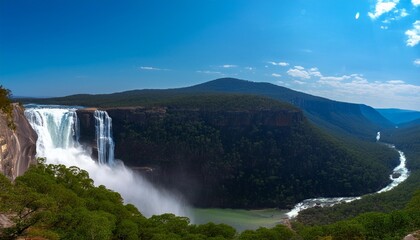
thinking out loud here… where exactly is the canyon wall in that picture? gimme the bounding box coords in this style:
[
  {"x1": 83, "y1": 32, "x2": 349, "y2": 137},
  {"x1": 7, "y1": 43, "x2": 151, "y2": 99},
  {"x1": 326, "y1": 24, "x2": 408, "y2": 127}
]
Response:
[{"x1": 0, "y1": 104, "x2": 37, "y2": 179}]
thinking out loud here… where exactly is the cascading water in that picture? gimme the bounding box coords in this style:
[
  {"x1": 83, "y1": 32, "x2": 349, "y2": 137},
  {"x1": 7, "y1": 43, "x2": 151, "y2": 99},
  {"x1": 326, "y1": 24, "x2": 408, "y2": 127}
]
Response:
[
  {"x1": 24, "y1": 106, "x2": 80, "y2": 152},
  {"x1": 94, "y1": 110, "x2": 114, "y2": 165},
  {"x1": 24, "y1": 105, "x2": 189, "y2": 218}
]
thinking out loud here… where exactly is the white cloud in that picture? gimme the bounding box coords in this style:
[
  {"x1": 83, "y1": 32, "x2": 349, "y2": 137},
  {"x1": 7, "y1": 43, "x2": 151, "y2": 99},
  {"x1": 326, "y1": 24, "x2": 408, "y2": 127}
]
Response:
[
  {"x1": 294, "y1": 80, "x2": 306, "y2": 85},
  {"x1": 320, "y1": 75, "x2": 351, "y2": 82},
  {"x1": 368, "y1": 0, "x2": 400, "y2": 20},
  {"x1": 405, "y1": 20, "x2": 420, "y2": 47},
  {"x1": 387, "y1": 80, "x2": 405, "y2": 84},
  {"x1": 290, "y1": 65, "x2": 420, "y2": 110},
  {"x1": 399, "y1": 8, "x2": 409, "y2": 17},
  {"x1": 139, "y1": 66, "x2": 169, "y2": 71},
  {"x1": 381, "y1": 25, "x2": 389, "y2": 30},
  {"x1": 412, "y1": 0, "x2": 420, "y2": 6},
  {"x1": 220, "y1": 64, "x2": 237, "y2": 68},
  {"x1": 287, "y1": 67, "x2": 311, "y2": 79},
  {"x1": 309, "y1": 68, "x2": 322, "y2": 77},
  {"x1": 414, "y1": 59, "x2": 420, "y2": 66},
  {"x1": 355, "y1": 12, "x2": 360, "y2": 20},
  {"x1": 244, "y1": 67, "x2": 255, "y2": 71},
  {"x1": 268, "y1": 61, "x2": 289, "y2": 67},
  {"x1": 196, "y1": 70, "x2": 223, "y2": 75},
  {"x1": 271, "y1": 73, "x2": 282, "y2": 78},
  {"x1": 286, "y1": 66, "x2": 323, "y2": 79}
]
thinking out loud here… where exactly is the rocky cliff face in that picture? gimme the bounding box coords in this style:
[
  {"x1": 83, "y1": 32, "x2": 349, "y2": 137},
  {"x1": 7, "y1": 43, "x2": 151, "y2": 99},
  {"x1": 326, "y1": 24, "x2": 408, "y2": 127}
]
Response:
[{"x1": 0, "y1": 104, "x2": 37, "y2": 180}]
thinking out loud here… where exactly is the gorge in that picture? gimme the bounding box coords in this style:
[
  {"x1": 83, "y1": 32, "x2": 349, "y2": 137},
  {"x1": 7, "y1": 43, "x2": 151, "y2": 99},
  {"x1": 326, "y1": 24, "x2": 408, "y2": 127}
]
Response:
[
  {"x1": 23, "y1": 102, "x2": 409, "y2": 222},
  {"x1": 0, "y1": 87, "x2": 416, "y2": 238}
]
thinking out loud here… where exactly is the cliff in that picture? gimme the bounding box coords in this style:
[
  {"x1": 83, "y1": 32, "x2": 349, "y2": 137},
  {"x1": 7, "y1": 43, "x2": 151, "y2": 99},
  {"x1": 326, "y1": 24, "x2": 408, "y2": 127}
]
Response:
[{"x1": 0, "y1": 104, "x2": 37, "y2": 180}]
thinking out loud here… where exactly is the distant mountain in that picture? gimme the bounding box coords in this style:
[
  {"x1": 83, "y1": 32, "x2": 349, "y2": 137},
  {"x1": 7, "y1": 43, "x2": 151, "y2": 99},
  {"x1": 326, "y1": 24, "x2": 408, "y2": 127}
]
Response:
[
  {"x1": 19, "y1": 78, "x2": 393, "y2": 139},
  {"x1": 182, "y1": 78, "x2": 393, "y2": 139},
  {"x1": 376, "y1": 108, "x2": 420, "y2": 125}
]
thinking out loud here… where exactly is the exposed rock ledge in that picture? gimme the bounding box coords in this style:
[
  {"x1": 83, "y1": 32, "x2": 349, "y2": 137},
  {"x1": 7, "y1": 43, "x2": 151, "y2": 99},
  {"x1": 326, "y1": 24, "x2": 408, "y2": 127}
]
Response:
[
  {"x1": 404, "y1": 231, "x2": 420, "y2": 240},
  {"x1": 0, "y1": 104, "x2": 37, "y2": 180}
]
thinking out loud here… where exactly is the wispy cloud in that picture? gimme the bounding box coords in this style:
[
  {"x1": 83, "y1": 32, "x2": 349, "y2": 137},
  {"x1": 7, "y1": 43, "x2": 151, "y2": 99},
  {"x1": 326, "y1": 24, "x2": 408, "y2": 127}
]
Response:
[
  {"x1": 405, "y1": 20, "x2": 420, "y2": 47},
  {"x1": 139, "y1": 66, "x2": 169, "y2": 71},
  {"x1": 368, "y1": 0, "x2": 400, "y2": 20},
  {"x1": 288, "y1": 65, "x2": 420, "y2": 110},
  {"x1": 271, "y1": 73, "x2": 282, "y2": 78},
  {"x1": 399, "y1": 8, "x2": 409, "y2": 17},
  {"x1": 220, "y1": 64, "x2": 237, "y2": 68},
  {"x1": 300, "y1": 49, "x2": 313, "y2": 53},
  {"x1": 412, "y1": 0, "x2": 420, "y2": 6},
  {"x1": 414, "y1": 59, "x2": 420, "y2": 66},
  {"x1": 196, "y1": 70, "x2": 224, "y2": 75},
  {"x1": 294, "y1": 80, "x2": 306, "y2": 85},
  {"x1": 287, "y1": 68, "x2": 310, "y2": 79},
  {"x1": 286, "y1": 66, "x2": 321, "y2": 80},
  {"x1": 268, "y1": 61, "x2": 289, "y2": 67}
]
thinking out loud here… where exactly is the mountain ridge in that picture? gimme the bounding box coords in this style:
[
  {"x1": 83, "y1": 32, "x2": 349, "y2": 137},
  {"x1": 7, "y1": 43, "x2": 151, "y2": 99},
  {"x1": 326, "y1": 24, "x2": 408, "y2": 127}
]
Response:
[
  {"x1": 376, "y1": 108, "x2": 420, "y2": 125},
  {"x1": 18, "y1": 78, "x2": 393, "y2": 139}
]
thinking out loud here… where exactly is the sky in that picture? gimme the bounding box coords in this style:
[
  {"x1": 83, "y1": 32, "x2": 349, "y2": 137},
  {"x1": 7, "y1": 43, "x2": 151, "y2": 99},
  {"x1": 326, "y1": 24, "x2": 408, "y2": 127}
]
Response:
[{"x1": 0, "y1": 0, "x2": 419, "y2": 110}]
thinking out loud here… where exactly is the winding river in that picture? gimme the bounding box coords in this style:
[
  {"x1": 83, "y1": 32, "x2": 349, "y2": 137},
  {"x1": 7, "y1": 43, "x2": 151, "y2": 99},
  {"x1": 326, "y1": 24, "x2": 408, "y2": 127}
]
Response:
[{"x1": 286, "y1": 143, "x2": 409, "y2": 218}]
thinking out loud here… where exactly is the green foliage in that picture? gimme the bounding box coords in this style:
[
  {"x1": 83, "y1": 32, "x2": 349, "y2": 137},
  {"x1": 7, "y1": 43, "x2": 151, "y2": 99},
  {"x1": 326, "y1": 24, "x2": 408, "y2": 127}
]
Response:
[
  {"x1": 0, "y1": 85, "x2": 15, "y2": 130},
  {"x1": 298, "y1": 121, "x2": 420, "y2": 225},
  {"x1": 1, "y1": 160, "x2": 419, "y2": 239},
  {"x1": 237, "y1": 225, "x2": 295, "y2": 240},
  {"x1": 113, "y1": 108, "x2": 397, "y2": 209}
]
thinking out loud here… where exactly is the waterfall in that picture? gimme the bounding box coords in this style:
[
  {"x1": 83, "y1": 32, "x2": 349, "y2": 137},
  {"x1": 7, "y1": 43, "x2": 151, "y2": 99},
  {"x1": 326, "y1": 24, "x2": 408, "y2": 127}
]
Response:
[
  {"x1": 94, "y1": 110, "x2": 115, "y2": 165},
  {"x1": 24, "y1": 105, "x2": 189, "y2": 218},
  {"x1": 24, "y1": 107, "x2": 80, "y2": 154}
]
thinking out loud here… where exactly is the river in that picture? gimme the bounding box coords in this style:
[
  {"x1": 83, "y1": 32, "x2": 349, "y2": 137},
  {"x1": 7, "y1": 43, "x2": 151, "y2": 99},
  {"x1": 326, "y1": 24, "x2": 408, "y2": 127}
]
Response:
[{"x1": 286, "y1": 144, "x2": 409, "y2": 218}]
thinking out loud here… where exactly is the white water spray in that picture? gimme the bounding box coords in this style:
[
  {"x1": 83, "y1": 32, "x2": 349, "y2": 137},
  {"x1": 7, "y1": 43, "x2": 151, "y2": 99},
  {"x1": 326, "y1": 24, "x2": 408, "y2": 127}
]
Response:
[
  {"x1": 25, "y1": 105, "x2": 189, "y2": 218},
  {"x1": 376, "y1": 131, "x2": 381, "y2": 141},
  {"x1": 286, "y1": 144, "x2": 409, "y2": 218}
]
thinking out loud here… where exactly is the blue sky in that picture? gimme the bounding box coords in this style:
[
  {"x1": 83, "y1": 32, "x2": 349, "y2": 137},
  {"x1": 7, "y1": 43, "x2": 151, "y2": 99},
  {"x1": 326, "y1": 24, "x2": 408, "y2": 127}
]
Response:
[{"x1": 1, "y1": 0, "x2": 419, "y2": 110}]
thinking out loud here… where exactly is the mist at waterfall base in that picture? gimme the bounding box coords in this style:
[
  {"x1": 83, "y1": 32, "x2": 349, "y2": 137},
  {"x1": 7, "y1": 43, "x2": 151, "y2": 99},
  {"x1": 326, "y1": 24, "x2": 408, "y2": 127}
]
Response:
[{"x1": 24, "y1": 105, "x2": 189, "y2": 218}]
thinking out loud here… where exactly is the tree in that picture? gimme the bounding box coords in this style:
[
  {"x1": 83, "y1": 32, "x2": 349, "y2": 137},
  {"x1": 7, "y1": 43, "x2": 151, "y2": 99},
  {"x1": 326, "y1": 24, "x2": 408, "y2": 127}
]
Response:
[{"x1": 0, "y1": 85, "x2": 15, "y2": 130}]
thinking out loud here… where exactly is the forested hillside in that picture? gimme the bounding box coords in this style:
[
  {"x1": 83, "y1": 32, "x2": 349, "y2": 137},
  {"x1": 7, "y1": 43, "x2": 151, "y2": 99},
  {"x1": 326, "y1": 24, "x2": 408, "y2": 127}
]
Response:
[
  {"x1": 296, "y1": 121, "x2": 420, "y2": 226},
  {"x1": 1, "y1": 160, "x2": 419, "y2": 239},
  {"x1": 21, "y1": 92, "x2": 399, "y2": 209},
  {"x1": 101, "y1": 95, "x2": 398, "y2": 208}
]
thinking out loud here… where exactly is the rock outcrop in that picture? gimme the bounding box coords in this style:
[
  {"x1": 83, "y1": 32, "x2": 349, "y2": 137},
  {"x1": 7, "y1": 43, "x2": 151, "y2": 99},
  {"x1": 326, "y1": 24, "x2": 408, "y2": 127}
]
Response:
[
  {"x1": 404, "y1": 231, "x2": 420, "y2": 240},
  {"x1": 0, "y1": 104, "x2": 37, "y2": 180},
  {"x1": 76, "y1": 108, "x2": 98, "y2": 159}
]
